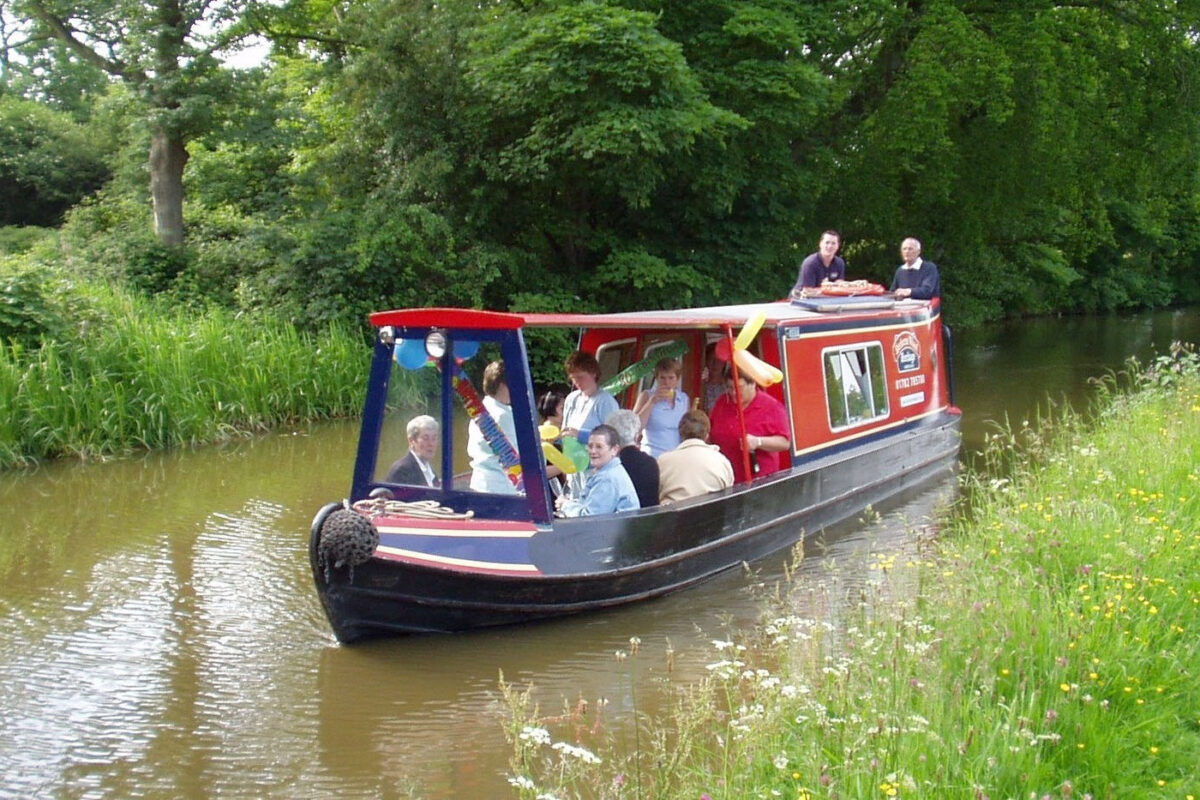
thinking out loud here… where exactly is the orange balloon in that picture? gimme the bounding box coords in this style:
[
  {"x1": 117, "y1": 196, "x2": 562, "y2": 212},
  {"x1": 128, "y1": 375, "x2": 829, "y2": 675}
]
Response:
[{"x1": 733, "y1": 348, "x2": 783, "y2": 387}]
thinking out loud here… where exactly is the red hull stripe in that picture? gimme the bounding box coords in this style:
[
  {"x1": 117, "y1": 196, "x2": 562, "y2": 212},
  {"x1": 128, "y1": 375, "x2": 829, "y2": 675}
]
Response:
[
  {"x1": 374, "y1": 522, "x2": 538, "y2": 539},
  {"x1": 374, "y1": 544, "x2": 542, "y2": 575},
  {"x1": 371, "y1": 516, "x2": 538, "y2": 534},
  {"x1": 371, "y1": 519, "x2": 541, "y2": 574}
]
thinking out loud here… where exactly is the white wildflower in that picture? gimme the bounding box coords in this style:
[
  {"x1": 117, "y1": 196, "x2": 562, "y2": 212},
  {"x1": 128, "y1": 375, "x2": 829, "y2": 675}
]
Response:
[
  {"x1": 519, "y1": 726, "x2": 552, "y2": 746},
  {"x1": 552, "y1": 741, "x2": 602, "y2": 765}
]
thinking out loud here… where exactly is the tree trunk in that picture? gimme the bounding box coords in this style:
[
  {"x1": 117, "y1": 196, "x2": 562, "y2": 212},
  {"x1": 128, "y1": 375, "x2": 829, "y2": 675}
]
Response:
[{"x1": 149, "y1": 126, "x2": 188, "y2": 246}]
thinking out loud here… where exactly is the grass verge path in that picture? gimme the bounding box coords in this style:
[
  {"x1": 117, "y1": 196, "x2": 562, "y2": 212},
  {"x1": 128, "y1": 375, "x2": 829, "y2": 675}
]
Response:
[{"x1": 506, "y1": 349, "x2": 1200, "y2": 799}]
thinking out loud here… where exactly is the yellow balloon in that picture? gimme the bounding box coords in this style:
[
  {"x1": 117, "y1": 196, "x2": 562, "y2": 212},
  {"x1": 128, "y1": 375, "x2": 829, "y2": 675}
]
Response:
[
  {"x1": 541, "y1": 441, "x2": 578, "y2": 474},
  {"x1": 538, "y1": 423, "x2": 561, "y2": 441},
  {"x1": 733, "y1": 347, "x2": 783, "y2": 387},
  {"x1": 733, "y1": 310, "x2": 767, "y2": 351}
]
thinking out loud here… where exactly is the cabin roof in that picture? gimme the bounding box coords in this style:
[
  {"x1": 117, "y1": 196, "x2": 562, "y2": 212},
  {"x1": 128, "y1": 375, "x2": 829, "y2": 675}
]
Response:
[
  {"x1": 370, "y1": 299, "x2": 929, "y2": 331},
  {"x1": 521, "y1": 301, "x2": 796, "y2": 329}
]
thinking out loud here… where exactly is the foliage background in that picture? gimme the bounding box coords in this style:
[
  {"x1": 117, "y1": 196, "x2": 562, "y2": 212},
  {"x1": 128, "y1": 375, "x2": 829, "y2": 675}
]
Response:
[{"x1": 3, "y1": 0, "x2": 1200, "y2": 337}]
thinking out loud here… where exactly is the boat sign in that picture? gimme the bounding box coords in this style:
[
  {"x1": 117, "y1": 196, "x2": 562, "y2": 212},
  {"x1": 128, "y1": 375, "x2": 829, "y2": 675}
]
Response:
[{"x1": 893, "y1": 330, "x2": 921, "y2": 372}]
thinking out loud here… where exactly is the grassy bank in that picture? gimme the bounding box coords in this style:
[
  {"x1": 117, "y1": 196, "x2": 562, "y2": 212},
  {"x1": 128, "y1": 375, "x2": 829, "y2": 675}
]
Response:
[
  {"x1": 504, "y1": 346, "x2": 1200, "y2": 799},
  {"x1": 0, "y1": 286, "x2": 369, "y2": 468}
]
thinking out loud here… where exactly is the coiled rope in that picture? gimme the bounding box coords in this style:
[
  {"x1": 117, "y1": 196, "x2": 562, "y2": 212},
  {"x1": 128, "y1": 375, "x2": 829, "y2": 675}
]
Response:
[{"x1": 352, "y1": 498, "x2": 475, "y2": 520}]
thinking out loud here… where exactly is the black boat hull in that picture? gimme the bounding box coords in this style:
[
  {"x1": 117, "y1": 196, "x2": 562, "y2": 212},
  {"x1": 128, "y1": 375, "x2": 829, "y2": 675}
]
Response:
[{"x1": 310, "y1": 411, "x2": 960, "y2": 642}]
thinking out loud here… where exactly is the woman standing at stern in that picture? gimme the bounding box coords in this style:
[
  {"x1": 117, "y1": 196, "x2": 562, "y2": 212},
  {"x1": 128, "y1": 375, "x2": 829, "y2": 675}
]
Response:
[{"x1": 709, "y1": 370, "x2": 790, "y2": 483}]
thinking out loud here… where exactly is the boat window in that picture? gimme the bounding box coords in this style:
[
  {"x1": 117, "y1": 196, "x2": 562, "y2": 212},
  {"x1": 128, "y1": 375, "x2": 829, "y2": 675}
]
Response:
[
  {"x1": 595, "y1": 338, "x2": 636, "y2": 388},
  {"x1": 375, "y1": 335, "x2": 527, "y2": 495},
  {"x1": 822, "y1": 343, "x2": 889, "y2": 430},
  {"x1": 376, "y1": 343, "x2": 448, "y2": 488}
]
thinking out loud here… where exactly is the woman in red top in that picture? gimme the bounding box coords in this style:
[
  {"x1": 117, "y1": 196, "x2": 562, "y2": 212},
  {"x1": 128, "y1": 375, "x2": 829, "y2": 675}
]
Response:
[{"x1": 708, "y1": 370, "x2": 791, "y2": 483}]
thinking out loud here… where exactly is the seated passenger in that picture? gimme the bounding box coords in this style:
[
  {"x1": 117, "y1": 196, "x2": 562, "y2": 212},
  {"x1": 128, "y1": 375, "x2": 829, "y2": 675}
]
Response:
[
  {"x1": 555, "y1": 424, "x2": 640, "y2": 517},
  {"x1": 560, "y1": 351, "x2": 619, "y2": 445},
  {"x1": 709, "y1": 368, "x2": 791, "y2": 483},
  {"x1": 632, "y1": 357, "x2": 688, "y2": 457},
  {"x1": 537, "y1": 387, "x2": 569, "y2": 495},
  {"x1": 657, "y1": 409, "x2": 734, "y2": 504},
  {"x1": 467, "y1": 360, "x2": 521, "y2": 494},
  {"x1": 606, "y1": 409, "x2": 660, "y2": 508},
  {"x1": 385, "y1": 415, "x2": 440, "y2": 487}
]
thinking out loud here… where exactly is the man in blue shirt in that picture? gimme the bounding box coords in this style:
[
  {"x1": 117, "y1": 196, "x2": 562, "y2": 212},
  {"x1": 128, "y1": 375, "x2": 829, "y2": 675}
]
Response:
[
  {"x1": 890, "y1": 237, "x2": 941, "y2": 300},
  {"x1": 791, "y1": 230, "x2": 846, "y2": 296}
]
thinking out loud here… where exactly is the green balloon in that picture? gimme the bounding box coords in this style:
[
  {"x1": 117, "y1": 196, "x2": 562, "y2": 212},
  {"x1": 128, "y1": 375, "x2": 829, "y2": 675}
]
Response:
[
  {"x1": 562, "y1": 436, "x2": 590, "y2": 472},
  {"x1": 600, "y1": 339, "x2": 689, "y2": 394}
]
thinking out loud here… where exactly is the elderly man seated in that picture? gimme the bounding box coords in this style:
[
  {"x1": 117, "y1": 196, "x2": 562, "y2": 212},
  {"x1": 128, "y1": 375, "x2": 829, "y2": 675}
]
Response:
[
  {"x1": 657, "y1": 409, "x2": 734, "y2": 504},
  {"x1": 384, "y1": 414, "x2": 440, "y2": 486}
]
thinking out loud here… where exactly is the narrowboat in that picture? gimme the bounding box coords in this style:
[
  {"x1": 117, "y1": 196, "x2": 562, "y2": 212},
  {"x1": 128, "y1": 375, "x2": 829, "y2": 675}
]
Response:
[{"x1": 309, "y1": 295, "x2": 961, "y2": 642}]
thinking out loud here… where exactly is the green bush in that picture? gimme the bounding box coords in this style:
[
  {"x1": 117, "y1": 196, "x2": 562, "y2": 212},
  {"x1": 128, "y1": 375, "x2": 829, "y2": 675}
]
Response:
[
  {"x1": 0, "y1": 96, "x2": 110, "y2": 226},
  {"x1": 0, "y1": 226, "x2": 53, "y2": 256},
  {"x1": 0, "y1": 260, "x2": 68, "y2": 346},
  {"x1": 119, "y1": 235, "x2": 190, "y2": 296}
]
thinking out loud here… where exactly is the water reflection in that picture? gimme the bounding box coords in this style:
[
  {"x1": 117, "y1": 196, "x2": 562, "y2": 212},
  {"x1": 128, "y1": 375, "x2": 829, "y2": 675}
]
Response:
[
  {"x1": 0, "y1": 309, "x2": 1197, "y2": 798},
  {"x1": 0, "y1": 425, "x2": 354, "y2": 798},
  {"x1": 951, "y1": 308, "x2": 1200, "y2": 456}
]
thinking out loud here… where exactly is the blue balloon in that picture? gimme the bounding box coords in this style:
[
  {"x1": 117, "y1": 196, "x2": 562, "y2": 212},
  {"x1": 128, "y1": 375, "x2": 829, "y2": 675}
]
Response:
[
  {"x1": 453, "y1": 339, "x2": 480, "y2": 360},
  {"x1": 394, "y1": 338, "x2": 428, "y2": 370}
]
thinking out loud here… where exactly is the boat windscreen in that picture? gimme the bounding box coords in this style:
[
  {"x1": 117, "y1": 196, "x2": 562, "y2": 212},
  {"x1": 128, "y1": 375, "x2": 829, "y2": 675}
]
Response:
[{"x1": 376, "y1": 334, "x2": 532, "y2": 499}]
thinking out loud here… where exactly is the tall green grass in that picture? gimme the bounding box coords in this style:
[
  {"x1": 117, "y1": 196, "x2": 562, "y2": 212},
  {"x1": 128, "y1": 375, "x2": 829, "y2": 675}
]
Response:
[
  {"x1": 0, "y1": 286, "x2": 369, "y2": 467},
  {"x1": 504, "y1": 345, "x2": 1200, "y2": 799}
]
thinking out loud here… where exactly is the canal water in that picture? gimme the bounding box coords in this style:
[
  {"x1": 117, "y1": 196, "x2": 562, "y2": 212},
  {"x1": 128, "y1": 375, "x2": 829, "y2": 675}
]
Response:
[{"x1": 1, "y1": 308, "x2": 1197, "y2": 798}]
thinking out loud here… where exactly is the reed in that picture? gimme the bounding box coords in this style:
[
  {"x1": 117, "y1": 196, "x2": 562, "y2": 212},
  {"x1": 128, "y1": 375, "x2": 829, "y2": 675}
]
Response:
[
  {"x1": 0, "y1": 287, "x2": 370, "y2": 467},
  {"x1": 503, "y1": 344, "x2": 1200, "y2": 799}
]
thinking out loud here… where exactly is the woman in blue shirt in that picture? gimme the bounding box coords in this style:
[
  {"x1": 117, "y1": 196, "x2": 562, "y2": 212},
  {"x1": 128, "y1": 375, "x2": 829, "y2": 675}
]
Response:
[
  {"x1": 560, "y1": 350, "x2": 619, "y2": 445},
  {"x1": 632, "y1": 358, "x2": 689, "y2": 457},
  {"x1": 555, "y1": 425, "x2": 640, "y2": 517}
]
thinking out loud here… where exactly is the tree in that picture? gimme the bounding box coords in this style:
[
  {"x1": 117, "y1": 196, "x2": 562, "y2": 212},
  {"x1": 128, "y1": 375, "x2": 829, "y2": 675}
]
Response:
[
  {"x1": 12, "y1": 0, "x2": 252, "y2": 245},
  {"x1": 811, "y1": 0, "x2": 1200, "y2": 322}
]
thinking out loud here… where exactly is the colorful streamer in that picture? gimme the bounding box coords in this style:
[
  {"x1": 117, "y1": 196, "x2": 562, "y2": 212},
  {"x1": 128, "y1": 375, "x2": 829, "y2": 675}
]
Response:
[{"x1": 450, "y1": 366, "x2": 523, "y2": 489}]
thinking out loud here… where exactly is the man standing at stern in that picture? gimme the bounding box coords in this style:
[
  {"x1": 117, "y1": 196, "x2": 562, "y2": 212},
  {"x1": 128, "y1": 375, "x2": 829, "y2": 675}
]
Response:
[
  {"x1": 890, "y1": 237, "x2": 941, "y2": 300},
  {"x1": 791, "y1": 230, "x2": 846, "y2": 296}
]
